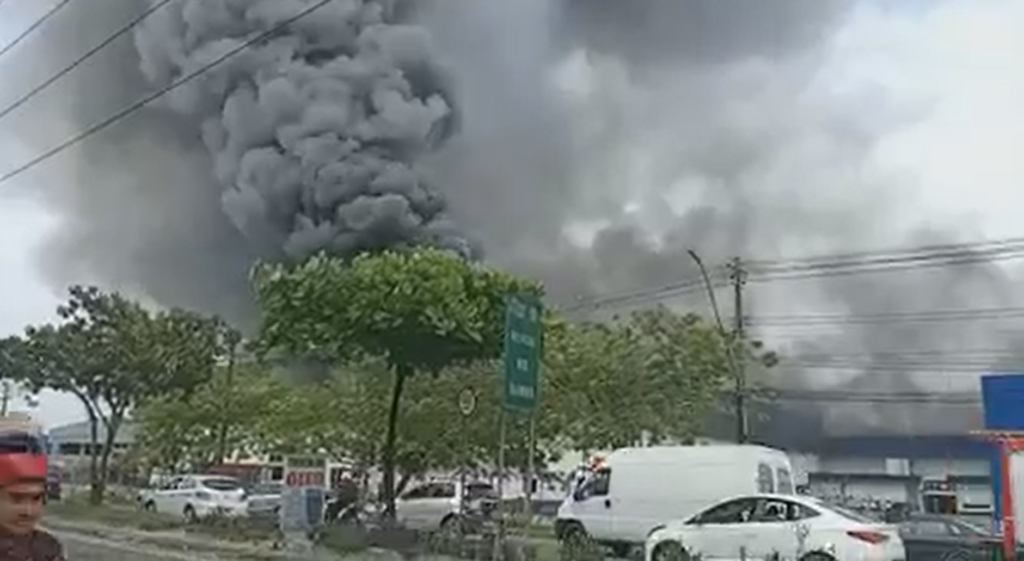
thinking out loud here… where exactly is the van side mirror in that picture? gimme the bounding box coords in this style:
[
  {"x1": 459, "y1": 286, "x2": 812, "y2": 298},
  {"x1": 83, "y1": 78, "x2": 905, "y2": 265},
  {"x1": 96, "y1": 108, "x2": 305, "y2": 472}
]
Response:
[{"x1": 572, "y1": 488, "x2": 586, "y2": 502}]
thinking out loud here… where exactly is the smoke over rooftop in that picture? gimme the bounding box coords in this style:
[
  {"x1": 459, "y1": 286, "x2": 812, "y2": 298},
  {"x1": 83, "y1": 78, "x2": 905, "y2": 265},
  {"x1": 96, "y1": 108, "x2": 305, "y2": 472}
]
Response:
[{"x1": 2, "y1": 0, "x2": 1019, "y2": 435}]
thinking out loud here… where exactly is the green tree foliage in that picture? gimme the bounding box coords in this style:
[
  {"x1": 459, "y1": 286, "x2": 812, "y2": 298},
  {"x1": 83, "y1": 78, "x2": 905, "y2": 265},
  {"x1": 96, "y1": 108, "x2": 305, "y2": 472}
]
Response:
[
  {"x1": 252, "y1": 249, "x2": 541, "y2": 516},
  {"x1": 133, "y1": 363, "x2": 280, "y2": 472},
  {"x1": 546, "y1": 305, "x2": 733, "y2": 452},
  {"x1": 253, "y1": 358, "x2": 565, "y2": 495},
  {"x1": 7, "y1": 286, "x2": 227, "y2": 504}
]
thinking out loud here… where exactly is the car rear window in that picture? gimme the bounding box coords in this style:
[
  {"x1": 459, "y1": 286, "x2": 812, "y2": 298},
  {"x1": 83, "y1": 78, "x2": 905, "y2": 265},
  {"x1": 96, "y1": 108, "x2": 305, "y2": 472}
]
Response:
[
  {"x1": 202, "y1": 478, "x2": 243, "y2": 491},
  {"x1": 250, "y1": 483, "x2": 282, "y2": 495}
]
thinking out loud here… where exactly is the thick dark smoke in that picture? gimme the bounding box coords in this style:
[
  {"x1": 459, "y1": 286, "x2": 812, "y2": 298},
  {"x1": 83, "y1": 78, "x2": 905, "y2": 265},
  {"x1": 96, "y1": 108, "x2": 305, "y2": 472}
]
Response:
[
  {"x1": 3, "y1": 0, "x2": 1019, "y2": 435},
  {"x1": 134, "y1": 0, "x2": 473, "y2": 262}
]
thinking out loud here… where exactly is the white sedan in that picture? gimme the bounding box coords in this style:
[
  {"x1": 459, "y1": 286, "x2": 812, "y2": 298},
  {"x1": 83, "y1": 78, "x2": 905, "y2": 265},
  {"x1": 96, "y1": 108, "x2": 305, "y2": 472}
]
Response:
[{"x1": 645, "y1": 493, "x2": 905, "y2": 561}]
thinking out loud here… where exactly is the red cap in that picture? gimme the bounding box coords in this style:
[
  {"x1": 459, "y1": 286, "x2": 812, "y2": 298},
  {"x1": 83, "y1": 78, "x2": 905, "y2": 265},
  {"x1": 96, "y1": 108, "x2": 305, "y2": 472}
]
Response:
[{"x1": 0, "y1": 453, "x2": 46, "y2": 486}]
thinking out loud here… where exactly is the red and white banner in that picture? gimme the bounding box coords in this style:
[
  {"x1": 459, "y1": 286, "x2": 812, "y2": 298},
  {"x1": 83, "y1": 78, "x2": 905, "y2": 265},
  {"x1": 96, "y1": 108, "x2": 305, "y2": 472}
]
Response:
[{"x1": 284, "y1": 468, "x2": 325, "y2": 488}]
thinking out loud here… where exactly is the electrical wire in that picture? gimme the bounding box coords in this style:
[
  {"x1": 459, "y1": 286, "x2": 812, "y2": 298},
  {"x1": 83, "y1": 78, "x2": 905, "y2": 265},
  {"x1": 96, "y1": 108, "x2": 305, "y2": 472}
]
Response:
[
  {"x1": 745, "y1": 237, "x2": 1024, "y2": 271},
  {"x1": 0, "y1": 0, "x2": 76, "y2": 62},
  {"x1": 762, "y1": 392, "x2": 979, "y2": 404},
  {"x1": 0, "y1": 0, "x2": 177, "y2": 125},
  {"x1": 565, "y1": 240, "x2": 1024, "y2": 313},
  {"x1": 0, "y1": 0, "x2": 339, "y2": 187},
  {"x1": 750, "y1": 307, "x2": 1024, "y2": 327},
  {"x1": 749, "y1": 245, "x2": 1024, "y2": 282},
  {"x1": 560, "y1": 277, "x2": 717, "y2": 314}
]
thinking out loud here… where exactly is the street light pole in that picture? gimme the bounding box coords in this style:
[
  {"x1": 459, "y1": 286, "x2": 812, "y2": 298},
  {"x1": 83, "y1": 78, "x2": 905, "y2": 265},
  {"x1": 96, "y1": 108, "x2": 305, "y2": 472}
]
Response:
[{"x1": 686, "y1": 250, "x2": 748, "y2": 443}]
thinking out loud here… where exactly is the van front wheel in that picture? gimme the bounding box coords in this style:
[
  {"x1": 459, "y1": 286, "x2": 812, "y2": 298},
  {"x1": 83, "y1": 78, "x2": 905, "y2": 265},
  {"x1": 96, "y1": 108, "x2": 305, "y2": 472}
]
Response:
[
  {"x1": 651, "y1": 541, "x2": 689, "y2": 561},
  {"x1": 559, "y1": 524, "x2": 595, "y2": 561}
]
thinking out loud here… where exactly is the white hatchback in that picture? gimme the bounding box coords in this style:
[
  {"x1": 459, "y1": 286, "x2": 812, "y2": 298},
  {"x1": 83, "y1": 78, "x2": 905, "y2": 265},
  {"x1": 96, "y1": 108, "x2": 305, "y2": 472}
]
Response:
[
  {"x1": 140, "y1": 474, "x2": 249, "y2": 521},
  {"x1": 645, "y1": 493, "x2": 905, "y2": 561}
]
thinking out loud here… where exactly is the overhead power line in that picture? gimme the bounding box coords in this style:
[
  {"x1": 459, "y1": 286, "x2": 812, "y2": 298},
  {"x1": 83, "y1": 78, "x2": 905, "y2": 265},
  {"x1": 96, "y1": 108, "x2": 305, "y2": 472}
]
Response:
[
  {"x1": 0, "y1": 0, "x2": 177, "y2": 125},
  {"x1": 564, "y1": 239, "x2": 1024, "y2": 313},
  {"x1": 745, "y1": 237, "x2": 1024, "y2": 271},
  {"x1": 0, "y1": 0, "x2": 339, "y2": 187},
  {"x1": 750, "y1": 306, "x2": 1024, "y2": 327},
  {"x1": 762, "y1": 390, "x2": 980, "y2": 404},
  {"x1": 748, "y1": 242, "x2": 1024, "y2": 282},
  {"x1": 784, "y1": 360, "x2": 1012, "y2": 373},
  {"x1": 0, "y1": 0, "x2": 76, "y2": 62}
]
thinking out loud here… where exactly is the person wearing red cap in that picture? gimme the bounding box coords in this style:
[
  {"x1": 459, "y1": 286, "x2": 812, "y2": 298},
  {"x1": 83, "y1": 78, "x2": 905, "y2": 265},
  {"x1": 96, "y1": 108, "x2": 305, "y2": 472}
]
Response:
[{"x1": 0, "y1": 430, "x2": 64, "y2": 560}]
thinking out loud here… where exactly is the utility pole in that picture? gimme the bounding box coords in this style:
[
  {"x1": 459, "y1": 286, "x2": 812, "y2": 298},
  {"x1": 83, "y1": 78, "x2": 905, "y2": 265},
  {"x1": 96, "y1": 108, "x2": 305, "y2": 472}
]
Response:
[
  {"x1": 215, "y1": 331, "x2": 241, "y2": 466},
  {"x1": 728, "y1": 257, "x2": 749, "y2": 443}
]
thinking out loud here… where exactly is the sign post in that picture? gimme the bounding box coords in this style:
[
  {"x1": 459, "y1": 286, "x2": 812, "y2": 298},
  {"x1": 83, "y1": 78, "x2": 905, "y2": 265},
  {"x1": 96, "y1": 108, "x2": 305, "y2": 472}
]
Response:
[
  {"x1": 280, "y1": 456, "x2": 326, "y2": 554},
  {"x1": 495, "y1": 293, "x2": 543, "y2": 561},
  {"x1": 458, "y1": 387, "x2": 476, "y2": 542}
]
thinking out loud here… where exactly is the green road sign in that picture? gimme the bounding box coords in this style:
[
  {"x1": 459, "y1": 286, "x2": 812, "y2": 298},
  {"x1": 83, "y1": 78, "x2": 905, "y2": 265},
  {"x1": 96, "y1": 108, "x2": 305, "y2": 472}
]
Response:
[{"x1": 503, "y1": 293, "x2": 542, "y2": 411}]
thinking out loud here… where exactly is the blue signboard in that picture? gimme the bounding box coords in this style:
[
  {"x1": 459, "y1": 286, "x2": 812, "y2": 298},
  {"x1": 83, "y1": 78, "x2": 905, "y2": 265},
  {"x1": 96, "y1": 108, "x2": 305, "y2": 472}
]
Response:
[{"x1": 981, "y1": 374, "x2": 1024, "y2": 532}]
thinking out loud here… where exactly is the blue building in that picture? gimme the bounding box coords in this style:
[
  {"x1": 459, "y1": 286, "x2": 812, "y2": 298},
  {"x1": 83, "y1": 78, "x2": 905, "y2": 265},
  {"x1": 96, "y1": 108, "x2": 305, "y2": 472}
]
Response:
[{"x1": 981, "y1": 374, "x2": 1024, "y2": 529}]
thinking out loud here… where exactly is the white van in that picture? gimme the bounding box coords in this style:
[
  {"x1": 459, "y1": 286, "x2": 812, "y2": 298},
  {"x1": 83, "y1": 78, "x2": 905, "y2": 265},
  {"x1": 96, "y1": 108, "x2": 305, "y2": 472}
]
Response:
[{"x1": 554, "y1": 444, "x2": 796, "y2": 556}]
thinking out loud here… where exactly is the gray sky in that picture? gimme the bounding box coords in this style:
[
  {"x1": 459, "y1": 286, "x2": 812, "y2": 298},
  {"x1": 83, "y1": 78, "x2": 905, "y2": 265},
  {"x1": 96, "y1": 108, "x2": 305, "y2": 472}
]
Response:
[{"x1": 2, "y1": 0, "x2": 1024, "y2": 429}]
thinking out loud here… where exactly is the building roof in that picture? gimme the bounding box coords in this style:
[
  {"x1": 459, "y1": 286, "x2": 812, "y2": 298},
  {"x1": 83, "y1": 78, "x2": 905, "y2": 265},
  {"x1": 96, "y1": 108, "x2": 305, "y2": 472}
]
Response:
[{"x1": 48, "y1": 420, "x2": 136, "y2": 445}]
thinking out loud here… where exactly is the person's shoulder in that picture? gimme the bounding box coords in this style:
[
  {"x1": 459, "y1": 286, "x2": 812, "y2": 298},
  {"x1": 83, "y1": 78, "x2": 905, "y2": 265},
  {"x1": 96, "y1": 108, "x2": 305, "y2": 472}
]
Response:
[{"x1": 31, "y1": 529, "x2": 64, "y2": 558}]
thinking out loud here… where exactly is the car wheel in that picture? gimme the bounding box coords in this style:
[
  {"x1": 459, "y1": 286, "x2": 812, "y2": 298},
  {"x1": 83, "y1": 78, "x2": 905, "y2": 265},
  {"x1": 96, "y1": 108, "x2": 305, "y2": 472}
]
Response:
[
  {"x1": 651, "y1": 542, "x2": 689, "y2": 561},
  {"x1": 940, "y1": 550, "x2": 973, "y2": 561},
  {"x1": 183, "y1": 505, "x2": 198, "y2": 523},
  {"x1": 440, "y1": 514, "x2": 459, "y2": 533},
  {"x1": 559, "y1": 523, "x2": 597, "y2": 561},
  {"x1": 143, "y1": 501, "x2": 156, "y2": 512},
  {"x1": 799, "y1": 552, "x2": 837, "y2": 561}
]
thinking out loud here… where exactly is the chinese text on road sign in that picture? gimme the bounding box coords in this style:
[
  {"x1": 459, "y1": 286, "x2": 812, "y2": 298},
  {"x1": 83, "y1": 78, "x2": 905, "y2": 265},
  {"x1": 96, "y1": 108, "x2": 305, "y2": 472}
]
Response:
[{"x1": 503, "y1": 293, "x2": 542, "y2": 411}]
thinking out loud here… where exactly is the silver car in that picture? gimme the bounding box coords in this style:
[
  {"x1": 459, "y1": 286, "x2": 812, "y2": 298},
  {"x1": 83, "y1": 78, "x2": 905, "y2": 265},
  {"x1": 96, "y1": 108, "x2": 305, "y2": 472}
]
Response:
[{"x1": 395, "y1": 480, "x2": 499, "y2": 531}]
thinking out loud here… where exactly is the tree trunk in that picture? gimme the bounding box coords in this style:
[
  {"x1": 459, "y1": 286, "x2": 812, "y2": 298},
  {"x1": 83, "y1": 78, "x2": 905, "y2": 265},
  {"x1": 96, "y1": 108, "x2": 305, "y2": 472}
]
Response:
[
  {"x1": 87, "y1": 410, "x2": 101, "y2": 505},
  {"x1": 381, "y1": 364, "x2": 409, "y2": 520},
  {"x1": 395, "y1": 472, "x2": 412, "y2": 498},
  {"x1": 215, "y1": 342, "x2": 237, "y2": 465},
  {"x1": 96, "y1": 414, "x2": 123, "y2": 503}
]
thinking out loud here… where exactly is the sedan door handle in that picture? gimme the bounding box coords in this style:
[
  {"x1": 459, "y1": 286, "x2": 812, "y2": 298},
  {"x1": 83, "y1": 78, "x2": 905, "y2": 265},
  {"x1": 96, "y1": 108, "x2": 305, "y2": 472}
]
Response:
[{"x1": 603, "y1": 499, "x2": 611, "y2": 509}]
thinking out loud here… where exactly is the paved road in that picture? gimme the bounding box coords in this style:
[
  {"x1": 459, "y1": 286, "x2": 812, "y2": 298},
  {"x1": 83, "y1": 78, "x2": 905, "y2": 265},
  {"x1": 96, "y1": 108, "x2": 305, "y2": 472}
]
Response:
[{"x1": 59, "y1": 531, "x2": 224, "y2": 560}]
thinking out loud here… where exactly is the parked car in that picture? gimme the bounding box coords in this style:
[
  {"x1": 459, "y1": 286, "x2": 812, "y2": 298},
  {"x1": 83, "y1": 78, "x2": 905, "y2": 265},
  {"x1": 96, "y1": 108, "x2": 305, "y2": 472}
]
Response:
[
  {"x1": 394, "y1": 480, "x2": 499, "y2": 532},
  {"x1": 644, "y1": 493, "x2": 905, "y2": 561},
  {"x1": 138, "y1": 474, "x2": 248, "y2": 521},
  {"x1": 245, "y1": 482, "x2": 283, "y2": 521},
  {"x1": 899, "y1": 513, "x2": 1004, "y2": 561}
]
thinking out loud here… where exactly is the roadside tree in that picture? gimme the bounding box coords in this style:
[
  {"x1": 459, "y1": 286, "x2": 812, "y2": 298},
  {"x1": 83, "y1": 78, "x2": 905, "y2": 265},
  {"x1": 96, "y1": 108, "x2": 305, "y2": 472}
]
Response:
[
  {"x1": 252, "y1": 249, "x2": 540, "y2": 516},
  {"x1": 11, "y1": 286, "x2": 225, "y2": 503},
  {"x1": 133, "y1": 363, "x2": 280, "y2": 472}
]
